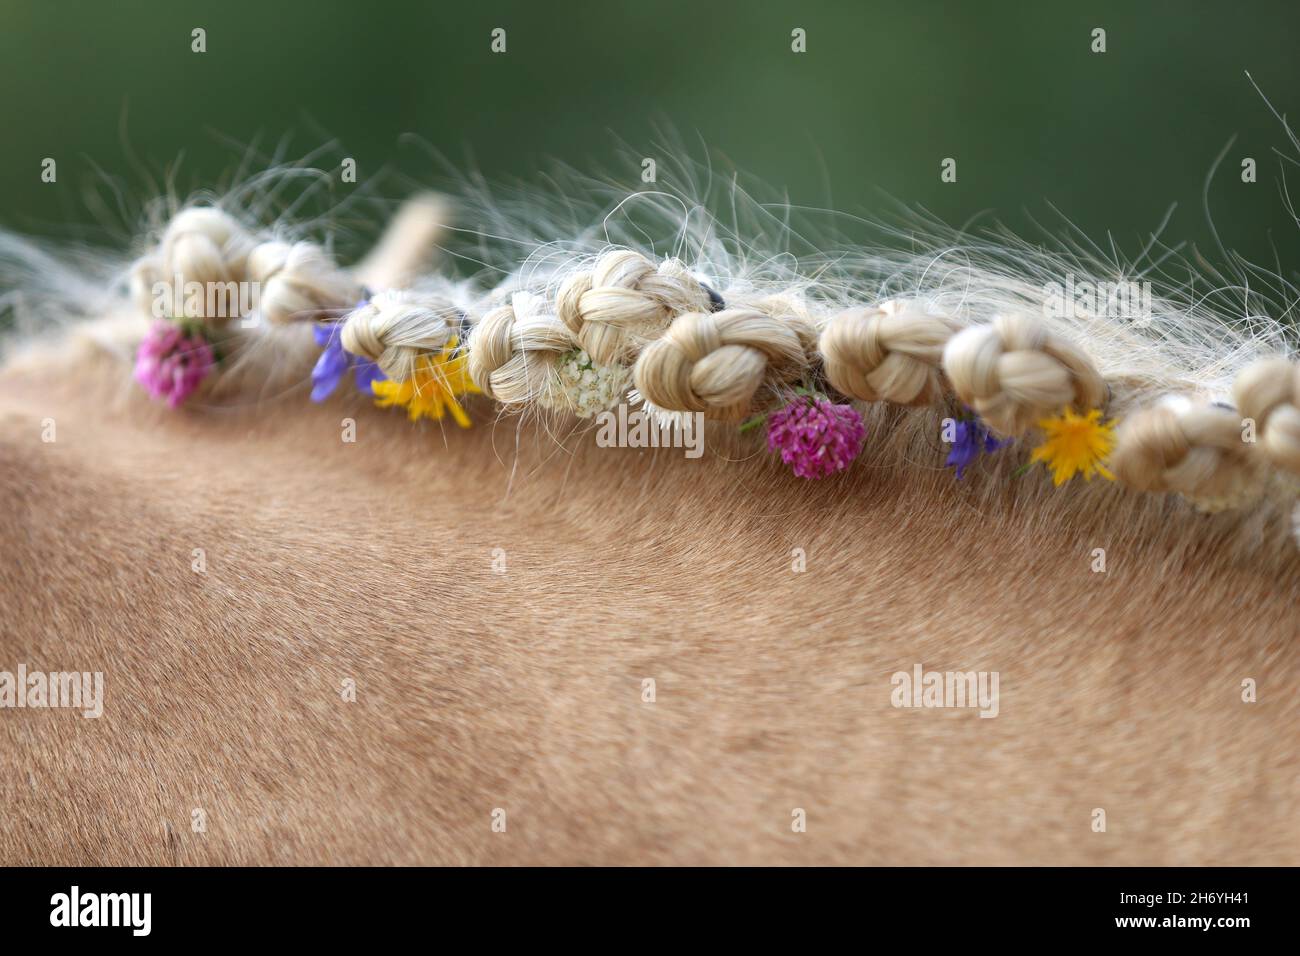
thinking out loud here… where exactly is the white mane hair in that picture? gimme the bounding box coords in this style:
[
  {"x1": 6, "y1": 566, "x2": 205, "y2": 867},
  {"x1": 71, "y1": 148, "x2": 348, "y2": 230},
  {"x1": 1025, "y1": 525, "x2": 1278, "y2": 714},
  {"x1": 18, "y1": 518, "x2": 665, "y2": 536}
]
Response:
[
  {"x1": 3, "y1": 141, "x2": 1300, "y2": 558},
  {"x1": 3, "y1": 142, "x2": 1294, "y2": 380}
]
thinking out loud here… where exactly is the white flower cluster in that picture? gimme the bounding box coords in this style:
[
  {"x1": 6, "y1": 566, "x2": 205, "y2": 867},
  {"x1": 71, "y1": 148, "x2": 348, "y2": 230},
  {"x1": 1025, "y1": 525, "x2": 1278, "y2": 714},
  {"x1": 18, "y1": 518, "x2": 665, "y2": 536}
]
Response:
[
  {"x1": 542, "y1": 349, "x2": 630, "y2": 419},
  {"x1": 627, "y1": 389, "x2": 699, "y2": 431}
]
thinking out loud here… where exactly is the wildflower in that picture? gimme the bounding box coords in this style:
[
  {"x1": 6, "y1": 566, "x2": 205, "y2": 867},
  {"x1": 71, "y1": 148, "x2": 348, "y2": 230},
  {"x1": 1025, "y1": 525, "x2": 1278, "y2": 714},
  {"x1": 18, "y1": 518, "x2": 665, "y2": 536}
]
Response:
[
  {"x1": 371, "y1": 338, "x2": 480, "y2": 427},
  {"x1": 946, "y1": 416, "x2": 1010, "y2": 479},
  {"x1": 1030, "y1": 407, "x2": 1117, "y2": 485},
  {"x1": 133, "y1": 320, "x2": 216, "y2": 407},
  {"x1": 540, "y1": 348, "x2": 630, "y2": 418},
  {"x1": 310, "y1": 320, "x2": 385, "y2": 402},
  {"x1": 628, "y1": 389, "x2": 699, "y2": 431},
  {"x1": 766, "y1": 394, "x2": 866, "y2": 479}
]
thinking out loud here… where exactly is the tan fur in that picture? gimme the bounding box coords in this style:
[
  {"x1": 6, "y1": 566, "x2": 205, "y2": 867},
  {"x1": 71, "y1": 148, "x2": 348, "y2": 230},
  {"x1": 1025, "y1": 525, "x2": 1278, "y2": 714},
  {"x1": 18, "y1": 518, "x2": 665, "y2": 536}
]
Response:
[{"x1": 1, "y1": 334, "x2": 1297, "y2": 865}]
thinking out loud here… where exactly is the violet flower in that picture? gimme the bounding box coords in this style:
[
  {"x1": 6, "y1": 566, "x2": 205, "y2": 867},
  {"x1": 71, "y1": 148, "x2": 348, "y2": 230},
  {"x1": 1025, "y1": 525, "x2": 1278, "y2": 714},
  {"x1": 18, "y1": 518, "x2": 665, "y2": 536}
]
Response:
[
  {"x1": 946, "y1": 416, "x2": 1009, "y2": 479},
  {"x1": 310, "y1": 320, "x2": 385, "y2": 402}
]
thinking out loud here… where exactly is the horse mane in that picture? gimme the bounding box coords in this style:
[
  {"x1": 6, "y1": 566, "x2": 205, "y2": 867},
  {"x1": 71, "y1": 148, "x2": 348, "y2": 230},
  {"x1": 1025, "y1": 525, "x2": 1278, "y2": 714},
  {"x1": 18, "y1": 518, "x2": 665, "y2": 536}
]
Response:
[{"x1": 4, "y1": 149, "x2": 1300, "y2": 569}]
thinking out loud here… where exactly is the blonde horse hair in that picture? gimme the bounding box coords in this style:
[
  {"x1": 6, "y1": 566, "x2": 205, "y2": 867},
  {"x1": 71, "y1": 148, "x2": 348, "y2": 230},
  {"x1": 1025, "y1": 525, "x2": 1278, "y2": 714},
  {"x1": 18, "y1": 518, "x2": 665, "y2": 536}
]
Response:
[
  {"x1": 2, "y1": 157, "x2": 1299, "y2": 866},
  {"x1": 45, "y1": 157, "x2": 1297, "y2": 555}
]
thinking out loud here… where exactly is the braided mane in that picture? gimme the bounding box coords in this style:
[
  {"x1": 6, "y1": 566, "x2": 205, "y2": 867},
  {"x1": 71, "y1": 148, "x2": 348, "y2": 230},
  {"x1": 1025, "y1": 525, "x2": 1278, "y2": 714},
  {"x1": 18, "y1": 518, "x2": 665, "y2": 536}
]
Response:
[{"x1": 5, "y1": 159, "x2": 1300, "y2": 558}]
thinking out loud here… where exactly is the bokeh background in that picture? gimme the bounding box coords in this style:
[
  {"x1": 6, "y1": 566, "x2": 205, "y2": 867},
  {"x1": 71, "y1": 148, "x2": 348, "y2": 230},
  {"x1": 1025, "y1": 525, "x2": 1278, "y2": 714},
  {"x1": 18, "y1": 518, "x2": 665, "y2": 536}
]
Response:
[{"x1": 2, "y1": 0, "x2": 1299, "y2": 277}]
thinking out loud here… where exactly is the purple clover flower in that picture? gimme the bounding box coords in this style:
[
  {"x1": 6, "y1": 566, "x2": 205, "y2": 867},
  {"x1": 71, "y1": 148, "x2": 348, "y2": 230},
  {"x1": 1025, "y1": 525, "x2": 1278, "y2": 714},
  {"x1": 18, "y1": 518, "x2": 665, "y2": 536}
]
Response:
[
  {"x1": 766, "y1": 395, "x2": 867, "y2": 479},
  {"x1": 133, "y1": 320, "x2": 216, "y2": 408}
]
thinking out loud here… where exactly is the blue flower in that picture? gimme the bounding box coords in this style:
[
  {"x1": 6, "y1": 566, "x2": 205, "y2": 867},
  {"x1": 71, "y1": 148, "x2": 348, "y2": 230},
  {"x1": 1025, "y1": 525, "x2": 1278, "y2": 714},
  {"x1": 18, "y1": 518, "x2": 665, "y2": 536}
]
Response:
[
  {"x1": 310, "y1": 320, "x2": 385, "y2": 402},
  {"x1": 946, "y1": 416, "x2": 1009, "y2": 479}
]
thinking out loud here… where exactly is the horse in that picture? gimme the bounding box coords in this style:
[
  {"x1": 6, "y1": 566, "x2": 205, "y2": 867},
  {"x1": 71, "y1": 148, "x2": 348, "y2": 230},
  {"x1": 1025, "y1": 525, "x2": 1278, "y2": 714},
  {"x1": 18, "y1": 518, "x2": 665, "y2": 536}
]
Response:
[{"x1": 1, "y1": 176, "x2": 1297, "y2": 866}]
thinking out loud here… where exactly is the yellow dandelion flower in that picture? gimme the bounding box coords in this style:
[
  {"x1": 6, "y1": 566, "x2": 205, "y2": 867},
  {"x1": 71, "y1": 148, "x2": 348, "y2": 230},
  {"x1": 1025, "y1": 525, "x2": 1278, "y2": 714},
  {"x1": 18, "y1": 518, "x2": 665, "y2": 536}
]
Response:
[
  {"x1": 371, "y1": 338, "x2": 481, "y2": 428},
  {"x1": 1030, "y1": 407, "x2": 1118, "y2": 486}
]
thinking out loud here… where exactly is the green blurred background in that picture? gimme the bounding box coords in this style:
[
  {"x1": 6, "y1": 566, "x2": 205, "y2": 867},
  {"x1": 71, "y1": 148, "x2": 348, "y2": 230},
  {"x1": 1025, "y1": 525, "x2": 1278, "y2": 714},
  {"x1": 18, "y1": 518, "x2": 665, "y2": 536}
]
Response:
[{"x1": 2, "y1": 0, "x2": 1298, "y2": 276}]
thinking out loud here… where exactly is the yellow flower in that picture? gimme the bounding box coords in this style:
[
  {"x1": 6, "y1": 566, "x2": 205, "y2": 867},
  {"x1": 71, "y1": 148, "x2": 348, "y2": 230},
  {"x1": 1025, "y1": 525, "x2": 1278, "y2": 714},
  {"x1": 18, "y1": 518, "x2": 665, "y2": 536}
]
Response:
[
  {"x1": 371, "y1": 338, "x2": 481, "y2": 428},
  {"x1": 1030, "y1": 407, "x2": 1117, "y2": 486}
]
